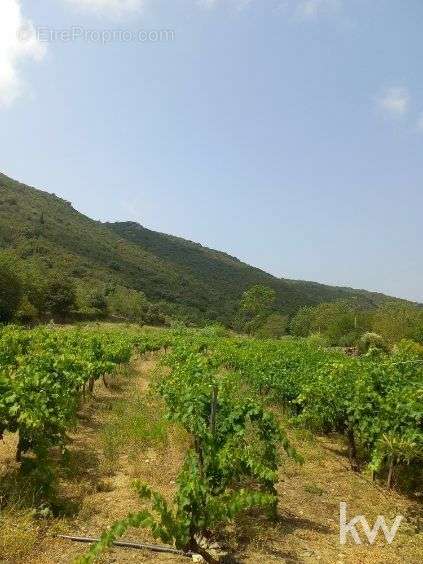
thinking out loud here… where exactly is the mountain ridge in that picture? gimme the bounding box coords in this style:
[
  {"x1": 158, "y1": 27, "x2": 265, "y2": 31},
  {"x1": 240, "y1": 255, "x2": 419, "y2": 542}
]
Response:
[{"x1": 0, "y1": 172, "x2": 413, "y2": 324}]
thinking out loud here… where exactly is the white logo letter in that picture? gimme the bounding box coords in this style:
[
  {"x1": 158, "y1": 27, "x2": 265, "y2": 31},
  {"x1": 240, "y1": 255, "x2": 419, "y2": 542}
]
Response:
[
  {"x1": 339, "y1": 502, "x2": 362, "y2": 545},
  {"x1": 361, "y1": 514, "x2": 404, "y2": 545}
]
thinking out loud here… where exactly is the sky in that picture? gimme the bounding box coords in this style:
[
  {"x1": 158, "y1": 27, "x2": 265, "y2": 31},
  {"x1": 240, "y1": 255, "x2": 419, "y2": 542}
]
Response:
[{"x1": 0, "y1": 0, "x2": 422, "y2": 302}]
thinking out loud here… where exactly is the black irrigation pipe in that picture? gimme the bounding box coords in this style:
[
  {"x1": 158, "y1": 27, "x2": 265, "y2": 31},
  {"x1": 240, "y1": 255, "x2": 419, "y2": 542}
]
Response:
[{"x1": 58, "y1": 535, "x2": 194, "y2": 558}]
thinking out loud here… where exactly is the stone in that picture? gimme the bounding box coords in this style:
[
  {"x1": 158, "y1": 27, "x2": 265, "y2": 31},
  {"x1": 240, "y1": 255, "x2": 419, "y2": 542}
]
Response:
[{"x1": 192, "y1": 554, "x2": 206, "y2": 563}]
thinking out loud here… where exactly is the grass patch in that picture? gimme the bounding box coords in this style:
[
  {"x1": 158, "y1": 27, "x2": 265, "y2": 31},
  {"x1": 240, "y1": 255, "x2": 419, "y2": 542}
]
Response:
[
  {"x1": 303, "y1": 483, "x2": 325, "y2": 496},
  {"x1": 291, "y1": 428, "x2": 316, "y2": 444},
  {"x1": 0, "y1": 510, "x2": 39, "y2": 561},
  {"x1": 104, "y1": 362, "x2": 139, "y2": 392},
  {"x1": 101, "y1": 392, "x2": 168, "y2": 472}
]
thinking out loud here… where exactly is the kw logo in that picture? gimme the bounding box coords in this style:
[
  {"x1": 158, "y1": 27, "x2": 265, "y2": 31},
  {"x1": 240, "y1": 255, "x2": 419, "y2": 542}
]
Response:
[{"x1": 339, "y1": 502, "x2": 403, "y2": 545}]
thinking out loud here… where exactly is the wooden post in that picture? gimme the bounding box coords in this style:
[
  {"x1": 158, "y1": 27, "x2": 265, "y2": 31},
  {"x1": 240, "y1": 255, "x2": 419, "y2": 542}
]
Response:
[
  {"x1": 346, "y1": 427, "x2": 359, "y2": 472},
  {"x1": 209, "y1": 386, "x2": 218, "y2": 436}
]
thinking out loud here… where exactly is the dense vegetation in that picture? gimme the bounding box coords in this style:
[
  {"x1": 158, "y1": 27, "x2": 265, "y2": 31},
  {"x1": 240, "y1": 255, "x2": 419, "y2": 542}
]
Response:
[
  {"x1": 79, "y1": 329, "x2": 303, "y2": 563},
  {"x1": 212, "y1": 334, "x2": 422, "y2": 486},
  {"x1": 79, "y1": 326, "x2": 421, "y2": 561},
  {"x1": 289, "y1": 299, "x2": 423, "y2": 347},
  {"x1": 0, "y1": 326, "x2": 134, "y2": 470},
  {"x1": 0, "y1": 323, "x2": 421, "y2": 561},
  {"x1": 0, "y1": 172, "x2": 409, "y2": 327},
  {"x1": 153, "y1": 328, "x2": 422, "y2": 487},
  {"x1": 1, "y1": 173, "x2": 421, "y2": 561}
]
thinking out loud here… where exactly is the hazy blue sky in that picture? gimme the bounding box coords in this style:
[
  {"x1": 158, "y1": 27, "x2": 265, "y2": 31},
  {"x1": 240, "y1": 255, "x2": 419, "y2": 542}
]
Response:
[{"x1": 1, "y1": 1, "x2": 422, "y2": 302}]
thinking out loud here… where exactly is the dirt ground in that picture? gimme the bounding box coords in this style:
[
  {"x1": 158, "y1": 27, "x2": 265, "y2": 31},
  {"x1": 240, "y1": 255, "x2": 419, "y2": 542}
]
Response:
[{"x1": 0, "y1": 353, "x2": 421, "y2": 564}]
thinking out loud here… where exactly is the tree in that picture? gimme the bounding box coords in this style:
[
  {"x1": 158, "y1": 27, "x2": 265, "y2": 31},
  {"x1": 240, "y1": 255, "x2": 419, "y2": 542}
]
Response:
[
  {"x1": 145, "y1": 302, "x2": 167, "y2": 326},
  {"x1": 240, "y1": 285, "x2": 276, "y2": 318},
  {"x1": 290, "y1": 306, "x2": 314, "y2": 337},
  {"x1": 21, "y1": 270, "x2": 49, "y2": 318},
  {"x1": 0, "y1": 258, "x2": 23, "y2": 322},
  {"x1": 237, "y1": 285, "x2": 277, "y2": 335},
  {"x1": 15, "y1": 296, "x2": 38, "y2": 324},
  {"x1": 107, "y1": 287, "x2": 149, "y2": 322},
  {"x1": 372, "y1": 302, "x2": 423, "y2": 344},
  {"x1": 290, "y1": 300, "x2": 372, "y2": 346},
  {"x1": 43, "y1": 278, "x2": 76, "y2": 319},
  {"x1": 256, "y1": 313, "x2": 289, "y2": 338},
  {"x1": 358, "y1": 332, "x2": 389, "y2": 355},
  {"x1": 87, "y1": 289, "x2": 108, "y2": 316}
]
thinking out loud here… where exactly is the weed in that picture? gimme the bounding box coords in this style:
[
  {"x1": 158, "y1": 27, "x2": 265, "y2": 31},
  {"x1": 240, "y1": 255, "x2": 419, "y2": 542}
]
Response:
[
  {"x1": 303, "y1": 483, "x2": 325, "y2": 496},
  {"x1": 101, "y1": 393, "x2": 168, "y2": 471}
]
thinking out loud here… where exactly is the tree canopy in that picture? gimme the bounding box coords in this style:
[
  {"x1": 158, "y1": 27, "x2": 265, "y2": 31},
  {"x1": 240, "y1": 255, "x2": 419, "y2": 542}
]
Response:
[
  {"x1": 0, "y1": 257, "x2": 23, "y2": 322},
  {"x1": 43, "y1": 278, "x2": 76, "y2": 319},
  {"x1": 240, "y1": 285, "x2": 276, "y2": 317}
]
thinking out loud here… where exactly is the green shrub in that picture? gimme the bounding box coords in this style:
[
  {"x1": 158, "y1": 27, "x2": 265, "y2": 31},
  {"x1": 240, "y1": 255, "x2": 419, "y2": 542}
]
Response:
[
  {"x1": 256, "y1": 314, "x2": 288, "y2": 339},
  {"x1": 358, "y1": 332, "x2": 389, "y2": 355},
  {"x1": 42, "y1": 278, "x2": 76, "y2": 319},
  {"x1": 393, "y1": 339, "x2": 423, "y2": 359},
  {"x1": 15, "y1": 297, "x2": 38, "y2": 324},
  {"x1": 0, "y1": 258, "x2": 23, "y2": 322},
  {"x1": 306, "y1": 333, "x2": 329, "y2": 348}
]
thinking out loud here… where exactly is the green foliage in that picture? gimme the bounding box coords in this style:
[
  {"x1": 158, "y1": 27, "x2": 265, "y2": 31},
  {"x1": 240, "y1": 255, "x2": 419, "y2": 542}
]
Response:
[
  {"x1": 0, "y1": 324, "x2": 173, "y2": 474},
  {"x1": 291, "y1": 300, "x2": 423, "y2": 349},
  {"x1": 0, "y1": 257, "x2": 23, "y2": 322},
  {"x1": 358, "y1": 332, "x2": 389, "y2": 355},
  {"x1": 87, "y1": 290, "x2": 108, "y2": 316},
  {"x1": 166, "y1": 330, "x2": 422, "y2": 487},
  {"x1": 144, "y1": 302, "x2": 168, "y2": 326},
  {"x1": 372, "y1": 302, "x2": 423, "y2": 344},
  {"x1": 159, "y1": 336, "x2": 301, "y2": 512},
  {"x1": 0, "y1": 326, "x2": 143, "y2": 466},
  {"x1": 290, "y1": 300, "x2": 372, "y2": 346},
  {"x1": 1, "y1": 322, "x2": 421, "y2": 562},
  {"x1": 256, "y1": 313, "x2": 289, "y2": 338},
  {"x1": 107, "y1": 286, "x2": 149, "y2": 322},
  {"x1": 78, "y1": 477, "x2": 275, "y2": 564},
  {"x1": 15, "y1": 296, "x2": 38, "y2": 324},
  {"x1": 240, "y1": 285, "x2": 276, "y2": 317},
  {"x1": 42, "y1": 278, "x2": 76, "y2": 319},
  {"x1": 179, "y1": 331, "x2": 422, "y2": 487},
  {"x1": 102, "y1": 395, "x2": 168, "y2": 468},
  {"x1": 80, "y1": 329, "x2": 302, "y2": 562},
  {"x1": 394, "y1": 339, "x2": 423, "y2": 358},
  {"x1": 306, "y1": 332, "x2": 329, "y2": 348},
  {"x1": 289, "y1": 306, "x2": 313, "y2": 337},
  {"x1": 0, "y1": 173, "x2": 404, "y2": 327},
  {"x1": 237, "y1": 285, "x2": 280, "y2": 335}
]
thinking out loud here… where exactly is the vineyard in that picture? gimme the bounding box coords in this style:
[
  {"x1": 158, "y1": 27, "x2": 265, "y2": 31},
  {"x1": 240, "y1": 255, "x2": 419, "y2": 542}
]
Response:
[{"x1": 0, "y1": 324, "x2": 422, "y2": 563}]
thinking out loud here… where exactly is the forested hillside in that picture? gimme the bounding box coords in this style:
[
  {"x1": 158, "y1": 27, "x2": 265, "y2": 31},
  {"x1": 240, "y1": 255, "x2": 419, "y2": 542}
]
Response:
[{"x1": 0, "y1": 172, "x2": 409, "y2": 325}]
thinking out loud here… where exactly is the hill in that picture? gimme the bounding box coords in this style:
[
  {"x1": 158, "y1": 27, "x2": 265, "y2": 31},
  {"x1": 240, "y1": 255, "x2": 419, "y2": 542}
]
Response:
[{"x1": 0, "y1": 172, "x2": 405, "y2": 324}]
